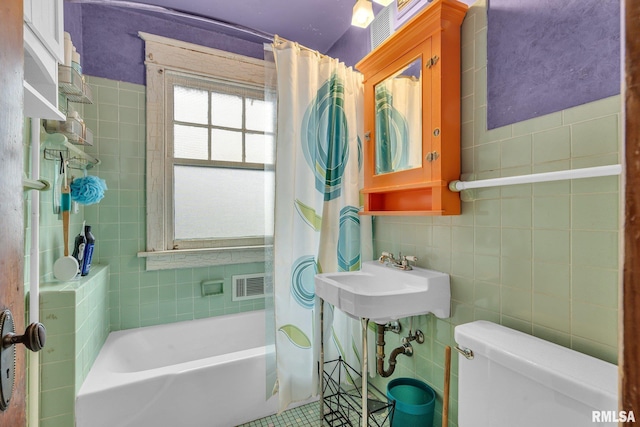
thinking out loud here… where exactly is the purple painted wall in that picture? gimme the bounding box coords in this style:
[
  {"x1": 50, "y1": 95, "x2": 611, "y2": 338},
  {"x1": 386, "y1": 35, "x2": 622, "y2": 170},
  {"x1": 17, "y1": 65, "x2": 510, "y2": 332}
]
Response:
[
  {"x1": 328, "y1": 0, "x2": 620, "y2": 128},
  {"x1": 69, "y1": 0, "x2": 620, "y2": 127},
  {"x1": 63, "y1": 3, "x2": 83, "y2": 61},
  {"x1": 487, "y1": 0, "x2": 620, "y2": 129},
  {"x1": 326, "y1": 25, "x2": 371, "y2": 68},
  {"x1": 72, "y1": 4, "x2": 265, "y2": 85}
]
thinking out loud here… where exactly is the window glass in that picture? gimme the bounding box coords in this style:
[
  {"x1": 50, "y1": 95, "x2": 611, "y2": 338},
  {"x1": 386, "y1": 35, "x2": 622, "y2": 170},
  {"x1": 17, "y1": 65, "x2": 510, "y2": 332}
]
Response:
[
  {"x1": 246, "y1": 133, "x2": 274, "y2": 164},
  {"x1": 173, "y1": 165, "x2": 273, "y2": 240},
  {"x1": 246, "y1": 98, "x2": 273, "y2": 132},
  {"x1": 174, "y1": 86, "x2": 208, "y2": 124},
  {"x1": 211, "y1": 92, "x2": 243, "y2": 128},
  {"x1": 165, "y1": 72, "x2": 274, "y2": 250},
  {"x1": 174, "y1": 124, "x2": 208, "y2": 160},
  {"x1": 211, "y1": 129, "x2": 243, "y2": 162}
]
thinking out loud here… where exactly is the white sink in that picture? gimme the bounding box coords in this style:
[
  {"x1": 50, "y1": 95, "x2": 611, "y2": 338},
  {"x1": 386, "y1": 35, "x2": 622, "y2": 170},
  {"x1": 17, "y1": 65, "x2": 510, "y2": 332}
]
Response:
[{"x1": 315, "y1": 260, "x2": 450, "y2": 324}]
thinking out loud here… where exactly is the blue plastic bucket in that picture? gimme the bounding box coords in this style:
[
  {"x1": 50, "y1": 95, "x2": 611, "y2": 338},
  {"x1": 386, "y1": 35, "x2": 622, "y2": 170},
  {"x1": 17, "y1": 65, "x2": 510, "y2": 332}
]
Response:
[{"x1": 386, "y1": 378, "x2": 435, "y2": 427}]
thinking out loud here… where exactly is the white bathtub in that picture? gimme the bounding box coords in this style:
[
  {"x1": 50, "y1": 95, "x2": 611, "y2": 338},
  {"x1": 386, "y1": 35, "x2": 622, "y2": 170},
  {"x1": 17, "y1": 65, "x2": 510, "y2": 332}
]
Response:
[{"x1": 76, "y1": 310, "x2": 278, "y2": 427}]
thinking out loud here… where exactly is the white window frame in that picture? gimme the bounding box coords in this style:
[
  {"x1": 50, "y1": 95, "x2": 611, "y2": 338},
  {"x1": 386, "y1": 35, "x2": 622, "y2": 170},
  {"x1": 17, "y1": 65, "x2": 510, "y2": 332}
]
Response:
[{"x1": 138, "y1": 32, "x2": 274, "y2": 270}]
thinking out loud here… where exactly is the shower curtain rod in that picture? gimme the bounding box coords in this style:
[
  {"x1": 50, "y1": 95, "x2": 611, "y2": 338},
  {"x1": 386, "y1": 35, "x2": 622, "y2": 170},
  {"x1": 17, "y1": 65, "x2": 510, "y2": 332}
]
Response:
[
  {"x1": 73, "y1": 2, "x2": 329, "y2": 59},
  {"x1": 272, "y1": 35, "x2": 330, "y2": 59},
  {"x1": 67, "y1": 0, "x2": 274, "y2": 42},
  {"x1": 449, "y1": 164, "x2": 622, "y2": 192}
]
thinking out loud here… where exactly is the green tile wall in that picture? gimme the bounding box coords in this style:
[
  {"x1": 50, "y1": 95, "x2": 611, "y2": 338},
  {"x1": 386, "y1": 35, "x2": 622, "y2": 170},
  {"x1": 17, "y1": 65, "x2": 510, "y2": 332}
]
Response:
[
  {"x1": 21, "y1": 73, "x2": 268, "y2": 427},
  {"x1": 368, "y1": 1, "x2": 621, "y2": 426},
  {"x1": 22, "y1": 77, "x2": 267, "y2": 426},
  {"x1": 23, "y1": 95, "x2": 101, "y2": 426},
  {"x1": 82, "y1": 76, "x2": 266, "y2": 331},
  {"x1": 38, "y1": 265, "x2": 109, "y2": 427}
]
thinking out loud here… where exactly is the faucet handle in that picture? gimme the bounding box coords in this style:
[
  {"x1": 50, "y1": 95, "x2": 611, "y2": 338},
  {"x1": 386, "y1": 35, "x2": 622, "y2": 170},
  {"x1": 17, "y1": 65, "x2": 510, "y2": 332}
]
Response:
[
  {"x1": 402, "y1": 255, "x2": 418, "y2": 270},
  {"x1": 379, "y1": 251, "x2": 396, "y2": 263}
]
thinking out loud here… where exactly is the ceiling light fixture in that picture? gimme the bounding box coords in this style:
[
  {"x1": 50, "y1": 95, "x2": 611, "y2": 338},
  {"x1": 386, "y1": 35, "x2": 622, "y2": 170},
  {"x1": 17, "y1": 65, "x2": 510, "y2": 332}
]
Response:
[{"x1": 351, "y1": 0, "x2": 375, "y2": 28}]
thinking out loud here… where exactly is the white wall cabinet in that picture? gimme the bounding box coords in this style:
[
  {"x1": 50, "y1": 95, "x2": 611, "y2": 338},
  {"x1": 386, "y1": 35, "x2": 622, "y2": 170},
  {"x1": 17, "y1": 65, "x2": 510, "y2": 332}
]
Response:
[{"x1": 23, "y1": 0, "x2": 65, "y2": 120}]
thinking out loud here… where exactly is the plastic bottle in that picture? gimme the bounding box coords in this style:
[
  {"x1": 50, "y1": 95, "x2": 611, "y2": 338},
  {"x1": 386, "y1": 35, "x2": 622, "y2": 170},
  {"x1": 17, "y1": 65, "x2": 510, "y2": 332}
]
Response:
[
  {"x1": 72, "y1": 48, "x2": 82, "y2": 74},
  {"x1": 72, "y1": 222, "x2": 86, "y2": 273},
  {"x1": 64, "y1": 32, "x2": 73, "y2": 67},
  {"x1": 81, "y1": 225, "x2": 95, "y2": 276}
]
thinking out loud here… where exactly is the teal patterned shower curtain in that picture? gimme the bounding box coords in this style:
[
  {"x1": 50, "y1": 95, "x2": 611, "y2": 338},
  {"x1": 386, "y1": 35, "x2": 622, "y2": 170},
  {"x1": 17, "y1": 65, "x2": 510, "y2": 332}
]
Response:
[{"x1": 271, "y1": 40, "x2": 373, "y2": 412}]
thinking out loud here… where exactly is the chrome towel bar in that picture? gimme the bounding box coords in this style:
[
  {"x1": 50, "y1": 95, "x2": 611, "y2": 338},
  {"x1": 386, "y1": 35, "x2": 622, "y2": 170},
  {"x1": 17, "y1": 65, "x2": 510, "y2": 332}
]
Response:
[{"x1": 449, "y1": 164, "x2": 621, "y2": 192}]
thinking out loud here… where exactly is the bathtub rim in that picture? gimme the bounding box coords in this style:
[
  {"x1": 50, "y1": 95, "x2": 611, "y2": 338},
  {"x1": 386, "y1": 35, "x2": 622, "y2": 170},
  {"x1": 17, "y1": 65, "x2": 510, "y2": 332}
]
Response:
[{"x1": 78, "y1": 309, "x2": 270, "y2": 396}]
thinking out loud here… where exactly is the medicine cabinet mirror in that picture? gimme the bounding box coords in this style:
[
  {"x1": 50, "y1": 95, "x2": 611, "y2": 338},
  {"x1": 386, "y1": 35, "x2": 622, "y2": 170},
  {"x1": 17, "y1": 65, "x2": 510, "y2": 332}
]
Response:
[
  {"x1": 374, "y1": 57, "x2": 422, "y2": 175},
  {"x1": 357, "y1": 0, "x2": 467, "y2": 216}
]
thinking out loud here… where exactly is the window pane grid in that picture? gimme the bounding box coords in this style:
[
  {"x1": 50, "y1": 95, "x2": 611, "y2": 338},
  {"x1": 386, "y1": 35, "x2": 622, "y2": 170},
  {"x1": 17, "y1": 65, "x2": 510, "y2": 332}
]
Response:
[
  {"x1": 174, "y1": 86, "x2": 271, "y2": 166},
  {"x1": 173, "y1": 158, "x2": 266, "y2": 171},
  {"x1": 208, "y1": 87, "x2": 213, "y2": 164},
  {"x1": 242, "y1": 97, "x2": 246, "y2": 163},
  {"x1": 168, "y1": 71, "x2": 273, "y2": 248}
]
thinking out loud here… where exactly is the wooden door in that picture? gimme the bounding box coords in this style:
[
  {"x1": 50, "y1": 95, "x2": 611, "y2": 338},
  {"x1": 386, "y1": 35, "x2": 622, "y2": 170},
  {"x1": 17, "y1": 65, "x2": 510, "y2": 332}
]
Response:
[
  {"x1": 0, "y1": 0, "x2": 27, "y2": 425},
  {"x1": 623, "y1": 0, "x2": 640, "y2": 417}
]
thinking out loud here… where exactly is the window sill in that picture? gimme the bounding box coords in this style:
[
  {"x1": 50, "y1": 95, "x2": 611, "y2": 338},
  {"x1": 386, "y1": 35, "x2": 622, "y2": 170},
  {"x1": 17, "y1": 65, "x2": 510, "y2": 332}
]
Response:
[{"x1": 137, "y1": 245, "x2": 270, "y2": 271}]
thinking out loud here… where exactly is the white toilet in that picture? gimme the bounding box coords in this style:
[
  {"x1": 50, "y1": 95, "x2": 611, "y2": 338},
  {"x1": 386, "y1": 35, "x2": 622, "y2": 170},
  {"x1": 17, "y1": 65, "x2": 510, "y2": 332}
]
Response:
[{"x1": 455, "y1": 321, "x2": 619, "y2": 427}]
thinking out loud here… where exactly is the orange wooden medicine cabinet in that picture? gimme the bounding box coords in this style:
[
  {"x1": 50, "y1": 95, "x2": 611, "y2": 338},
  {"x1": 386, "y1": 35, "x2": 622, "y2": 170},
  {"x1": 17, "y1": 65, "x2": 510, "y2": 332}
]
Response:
[{"x1": 356, "y1": 0, "x2": 467, "y2": 216}]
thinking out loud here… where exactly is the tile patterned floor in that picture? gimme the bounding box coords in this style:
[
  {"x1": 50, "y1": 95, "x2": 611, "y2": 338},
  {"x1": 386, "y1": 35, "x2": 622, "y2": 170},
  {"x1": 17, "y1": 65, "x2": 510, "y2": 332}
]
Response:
[
  {"x1": 237, "y1": 398, "x2": 392, "y2": 427},
  {"x1": 237, "y1": 402, "x2": 323, "y2": 427}
]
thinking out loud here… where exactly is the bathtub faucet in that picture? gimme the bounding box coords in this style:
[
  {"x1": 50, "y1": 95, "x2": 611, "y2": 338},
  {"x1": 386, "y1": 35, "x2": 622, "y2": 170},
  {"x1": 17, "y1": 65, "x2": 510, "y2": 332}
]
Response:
[{"x1": 378, "y1": 252, "x2": 418, "y2": 271}]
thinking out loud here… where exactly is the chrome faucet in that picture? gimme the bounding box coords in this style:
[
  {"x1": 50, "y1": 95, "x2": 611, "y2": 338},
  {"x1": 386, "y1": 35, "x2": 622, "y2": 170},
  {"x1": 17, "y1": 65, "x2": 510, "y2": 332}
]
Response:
[
  {"x1": 378, "y1": 251, "x2": 396, "y2": 264},
  {"x1": 378, "y1": 252, "x2": 418, "y2": 270}
]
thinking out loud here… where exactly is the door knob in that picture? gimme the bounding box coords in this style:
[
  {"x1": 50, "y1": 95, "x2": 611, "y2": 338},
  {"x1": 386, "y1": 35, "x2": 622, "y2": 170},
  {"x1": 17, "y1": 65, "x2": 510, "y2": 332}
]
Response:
[
  {"x1": 3, "y1": 322, "x2": 46, "y2": 352},
  {"x1": 0, "y1": 309, "x2": 46, "y2": 411}
]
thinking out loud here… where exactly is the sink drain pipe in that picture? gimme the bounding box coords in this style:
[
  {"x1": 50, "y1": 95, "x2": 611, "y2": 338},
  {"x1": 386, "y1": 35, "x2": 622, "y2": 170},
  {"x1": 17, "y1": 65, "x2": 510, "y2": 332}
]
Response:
[{"x1": 376, "y1": 323, "x2": 412, "y2": 377}]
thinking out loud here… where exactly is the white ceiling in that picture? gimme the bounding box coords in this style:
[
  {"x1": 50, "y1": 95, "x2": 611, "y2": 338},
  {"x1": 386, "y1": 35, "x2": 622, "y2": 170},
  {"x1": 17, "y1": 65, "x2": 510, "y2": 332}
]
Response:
[{"x1": 115, "y1": 0, "x2": 379, "y2": 52}]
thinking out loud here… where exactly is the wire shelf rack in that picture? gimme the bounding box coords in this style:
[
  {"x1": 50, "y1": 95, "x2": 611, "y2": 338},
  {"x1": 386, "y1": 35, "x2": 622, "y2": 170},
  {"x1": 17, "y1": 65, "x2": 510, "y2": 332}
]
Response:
[
  {"x1": 43, "y1": 141, "x2": 100, "y2": 171},
  {"x1": 44, "y1": 114, "x2": 94, "y2": 147},
  {"x1": 58, "y1": 64, "x2": 93, "y2": 104},
  {"x1": 323, "y1": 357, "x2": 394, "y2": 427}
]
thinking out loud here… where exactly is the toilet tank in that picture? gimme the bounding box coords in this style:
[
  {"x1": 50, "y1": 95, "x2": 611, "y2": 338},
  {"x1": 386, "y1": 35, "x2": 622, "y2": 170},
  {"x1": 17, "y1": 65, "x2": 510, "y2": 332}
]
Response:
[{"x1": 455, "y1": 321, "x2": 618, "y2": 427}]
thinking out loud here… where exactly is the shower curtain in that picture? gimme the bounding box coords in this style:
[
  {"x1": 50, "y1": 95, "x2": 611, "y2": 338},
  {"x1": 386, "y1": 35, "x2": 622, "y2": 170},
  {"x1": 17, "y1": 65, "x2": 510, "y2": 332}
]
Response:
[{"x1": 271, "y1": 39, "x2": 373, "y2": 412}]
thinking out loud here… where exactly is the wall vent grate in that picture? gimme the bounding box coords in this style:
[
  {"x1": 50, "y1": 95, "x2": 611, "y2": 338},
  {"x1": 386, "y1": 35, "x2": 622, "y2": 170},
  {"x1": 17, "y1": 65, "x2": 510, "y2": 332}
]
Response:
[
  {"x1": 232, "y1": 273, "x2": 267, "y2": 301},
  {"x1": 370, "y1": 5, "x2": 395, "y2": 49}
]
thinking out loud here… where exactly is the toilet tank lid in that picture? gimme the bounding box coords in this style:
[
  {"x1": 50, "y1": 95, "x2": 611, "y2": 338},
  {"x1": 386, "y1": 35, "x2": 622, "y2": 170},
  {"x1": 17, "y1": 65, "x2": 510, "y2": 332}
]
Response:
[{"x1": 454, "y1": 321, "x2": 617, "y2": 409}]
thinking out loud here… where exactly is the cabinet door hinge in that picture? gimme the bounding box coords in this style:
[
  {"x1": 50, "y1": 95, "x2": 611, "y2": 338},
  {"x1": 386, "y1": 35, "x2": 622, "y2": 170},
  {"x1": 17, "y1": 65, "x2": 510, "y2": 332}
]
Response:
[
  {"x1": 426, "y1": 55, "x2": 440, "y2": 68},
  {"x1": 426, "y1": 151, "x2": 440, "y2": 162}
]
